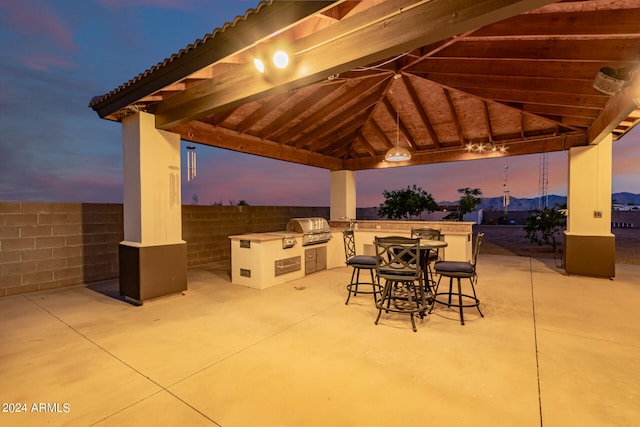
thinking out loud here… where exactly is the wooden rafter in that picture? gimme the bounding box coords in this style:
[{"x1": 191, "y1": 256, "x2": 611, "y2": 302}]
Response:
[
  {"x1": 89, "y1": 0, "x2": 640, "y2": 173},
  {"x1": 401, "y1": 75, "x2": 440, "y2": 148},
  {"x1": 443, "y1": 89, "x2": 465, "y2": 147}
]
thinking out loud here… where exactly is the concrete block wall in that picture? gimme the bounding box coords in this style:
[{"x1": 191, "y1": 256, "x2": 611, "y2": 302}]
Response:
[
  {"x1": 1, "y1": 202, "x2": 329, "y2": 297},
  {"x1": 182, "y1": 205, "x2": 329, "y2": 266},
  {"x1": 0, "y1": 202, "x2": 123, "y2": 297}
]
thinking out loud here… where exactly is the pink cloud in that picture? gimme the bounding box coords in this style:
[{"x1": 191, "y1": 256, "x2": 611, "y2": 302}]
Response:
[
  {"x1": 96, "y1": 0, "x2": 200, "y2": 10},
  {"x1": 1, "y1": 1, "x2": 77, "y2": 52},
  {"x1": 21, "y1": 53, "x2": 73, "y2": 71}
]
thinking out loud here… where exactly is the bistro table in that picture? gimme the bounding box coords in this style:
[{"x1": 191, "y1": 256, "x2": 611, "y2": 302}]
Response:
[
  {"x1": 417, "y1": 239, "x2": 447, "y2": 294},
  {"x1": 372, "y1": 237, "x2": 447, "y2": 294}
]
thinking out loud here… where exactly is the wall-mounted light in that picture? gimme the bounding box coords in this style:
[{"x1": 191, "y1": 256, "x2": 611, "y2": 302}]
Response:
[
  {"x1": 253, "y1": 57, "x2": 265, "y2": 73},
  {"x1": 253, "y1": 40, "x2": 295, "y2": 85},
  {"x1": 254, "y1": 50, "x2": 290, "y2": 73}
]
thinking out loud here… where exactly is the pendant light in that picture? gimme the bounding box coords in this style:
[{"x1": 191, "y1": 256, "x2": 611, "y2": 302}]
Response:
[{"x1": 385, "y1": 112, "x2": 411, "y2": 162}]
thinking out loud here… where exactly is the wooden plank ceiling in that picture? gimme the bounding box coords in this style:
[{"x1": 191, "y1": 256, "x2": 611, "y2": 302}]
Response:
[{"x1": 91, "y1": 0, "x2": 640, "y2": 171}]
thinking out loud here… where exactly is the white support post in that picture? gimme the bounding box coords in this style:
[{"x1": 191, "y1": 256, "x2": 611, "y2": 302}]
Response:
[
  {"x1": 564, "y1": 134, "x2": 615, "y2": 278},
  {"x1": 330, "y1": 170, "x2": 357, "y2": 221},
  {"x1": 120, "y1": 112, "x2": 187, "y2": 303}
]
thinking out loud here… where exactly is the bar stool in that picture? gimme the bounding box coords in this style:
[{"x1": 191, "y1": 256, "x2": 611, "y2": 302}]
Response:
[
  {"x1": 342, "y1": 230, "x2": 380, "y2": 305},
  {"x1": 411, "y1": 227, "x2": 443, "y2": 290},
  {"x1": 374, "y1": 236, "x2": 427, "y2": 332},
  {"x1": 430, "y1": 232, "x2": 484, "y2": 325}
]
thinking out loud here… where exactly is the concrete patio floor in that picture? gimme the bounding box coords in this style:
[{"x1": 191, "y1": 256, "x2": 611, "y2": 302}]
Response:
[{"x1": 1, "y1": 254, "x2": 639, "y2": 426}]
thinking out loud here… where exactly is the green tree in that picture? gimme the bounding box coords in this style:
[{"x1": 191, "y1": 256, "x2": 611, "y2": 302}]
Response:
[
  {"x1": 457, "y1": 187, "x2": 483, "y2": 220},
  {"x1": 378, "y1": 185, "x2": 438, "y2": 220},
  {"x1": 523, "y1": 205, "x2": 566, "y2": 252}
]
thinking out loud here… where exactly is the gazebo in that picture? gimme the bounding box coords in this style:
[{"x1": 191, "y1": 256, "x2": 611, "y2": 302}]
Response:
[{"x1": 90, "y1": 0, "x2": 640, "y2": 302}]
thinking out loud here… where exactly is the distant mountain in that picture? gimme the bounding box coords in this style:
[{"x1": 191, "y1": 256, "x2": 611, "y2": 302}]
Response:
[
  {"x1": 438, "y1": 192, "x2": 640, "y2": 211},
  {"x1": 612, "y1": 192, "x2": 640, "y2": 205}
]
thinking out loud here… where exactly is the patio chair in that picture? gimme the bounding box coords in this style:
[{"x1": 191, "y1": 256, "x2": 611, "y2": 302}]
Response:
[
  {"x1": 342, "y1": 230, "x2": 380, "y2": 305},
  {"x1": 374, "y1": 236, "x2": 428, "y2": 332},
  {"x1": 430, "y1": 232, "x2": 485, "y2": 325}
]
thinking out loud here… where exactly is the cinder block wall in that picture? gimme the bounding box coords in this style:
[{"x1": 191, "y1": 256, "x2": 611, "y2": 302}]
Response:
[
  {"x1": 1, "y1": 202, "x2": 329, "y2": 297},
  {"x1": 0, "y1": 202, "x2": 123, "y2": 297},
  {"x1": 182, "y1": 205, "x2": 329, "y2": 265}
]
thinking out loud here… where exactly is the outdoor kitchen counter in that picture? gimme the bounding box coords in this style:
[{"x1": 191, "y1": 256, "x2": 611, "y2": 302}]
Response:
[
  {"x1": 330, "y1": 220, "x2": 473, "y2": 262},
  {"x1": 228, "y1": 230, "x2": 344, "y2": 289},
  {"x1": 229, "y1": 220, "x2": 472, "y2": 290}
]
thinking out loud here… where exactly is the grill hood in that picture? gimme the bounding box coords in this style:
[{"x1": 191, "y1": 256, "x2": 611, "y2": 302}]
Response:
[{"x1": 286, "y1": 217, "x2": 332, "y2": 245}]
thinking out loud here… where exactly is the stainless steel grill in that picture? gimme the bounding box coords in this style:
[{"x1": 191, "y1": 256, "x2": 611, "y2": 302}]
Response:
[{"x1": 286, "y1": 217, "x2": 333, "y2": 246}]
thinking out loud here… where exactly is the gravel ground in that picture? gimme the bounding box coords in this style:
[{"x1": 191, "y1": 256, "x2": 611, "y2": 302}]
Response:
[{"x1": 475, "y1": 225, "x2": 640, "y2": 265}]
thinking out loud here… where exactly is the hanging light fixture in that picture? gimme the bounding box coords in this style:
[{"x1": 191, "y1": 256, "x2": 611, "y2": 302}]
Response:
[{"x1": 385, "y1": 112, "x2": 411, "y2": 162}]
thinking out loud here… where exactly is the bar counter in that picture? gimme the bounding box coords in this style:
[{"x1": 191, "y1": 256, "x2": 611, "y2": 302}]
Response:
[{"x1": 229, "y1": 220, "x2": 473, "y2": 290}]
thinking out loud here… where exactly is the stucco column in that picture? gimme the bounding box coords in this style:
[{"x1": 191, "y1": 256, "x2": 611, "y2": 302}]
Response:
[
  {"x1": 564, "y1": 134, "x2": 615, "y2": 278},
  {"x1": 120, "y1": 112, "x2": 187, "y2": 303},
  {"x1": 330, "y1": 170, "x2": 356, "y2": 221}
]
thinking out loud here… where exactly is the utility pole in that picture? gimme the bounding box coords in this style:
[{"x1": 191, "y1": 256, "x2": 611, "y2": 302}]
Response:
[
  {"x1": 503, "y1": 166, "x2": 510, "y2": 215},
  {"x1": 538, "y1": 153, "x2": 548, "y2": 209}
]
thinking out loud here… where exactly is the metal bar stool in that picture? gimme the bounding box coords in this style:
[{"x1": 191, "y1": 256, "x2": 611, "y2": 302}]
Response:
[
  {"x1": 430, "y1": 232, "x2": 485, "y2": 325},
  {"x1": 411, "y1": 227, "x2": 443, "y2": 292},
  {"x1": 342, "y1": 230, "x2": 380, "y2": 305},
  {"x1": 374, "y1": 236, "x2": 427, "y2": 332}
]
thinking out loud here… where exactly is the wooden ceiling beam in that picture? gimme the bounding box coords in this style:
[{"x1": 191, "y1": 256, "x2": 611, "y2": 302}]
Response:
[
  {"x1": 343, "y1": 132, "x2": 587, "y2": 170},
  {"x1": 152, "y1": 0, "x2": 558, "y2": 129},
  {"x1": 424, "y1": 72, "x2": 601, "y2": 95},
  {"x1": 482, "y1": 101, "x2": 494, "y2": 144},
  {"x1": 306, "y1": 102, "x2": 377, "y2": 151},
  {"x1": 434, "y1": 39, "x2": 640, "y2": 62},
  {"x1": 458, "y1": 87, "x2": 607, "y2": 109},
  {"x1": 173, "y1": 121, "x2": 343, "y2": 170},
  {"x1": 283, "y1": 76, "x2": 386, "y2": 145},
  {"x1": 257, "y1": 81, "x2": 345, "y2": 140},
  {"x1": 470, "y1": 8, "x2": 640, "y2": 38},
  {"x1": 443, "y1": 89, "x2": 465, "y2": 147},
  {"x1": 588, "y1": 86, "x2": 639, "y2": 144},
  {"x1": 370, "y1": 118, "x2": 393, "y2": 150},
  {"x1": 199, "y1": 108, "x2": 237, "y2": 128},
  {"x1": 407, "y1": 58, "x2": 634, "y2": 79},
  {"x1": 355, "y1": 135, "x2": 377, "y2": 157},
  {"x1": 236, "y1": 92, "x2": 290, "y2": 134},
  {"x1": 520, "y1": 103, "x2": 600, "y2": 120},
  {"x1": 401, "y1": 75, "x2": 440, "y2": 148},
  {"x1": 323, "y1": 128, "x2": 363, "y2": 158},
  {"x1": 382, "y1": 98, "x2": 418, "y2": 150}
]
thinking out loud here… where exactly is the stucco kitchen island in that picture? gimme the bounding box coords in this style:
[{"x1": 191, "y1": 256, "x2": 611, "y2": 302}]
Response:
[
  {"x1": 229, "y1": 220, "x2": 473, "y2": 290},
  {"x1": 228, "y1": 231, "x2": 344, "y2": 289}
]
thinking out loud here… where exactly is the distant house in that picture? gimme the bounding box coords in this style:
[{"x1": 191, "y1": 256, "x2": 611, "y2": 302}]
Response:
[{"x1": 613, "y1": 204, "x2": 639, "y2": 211}]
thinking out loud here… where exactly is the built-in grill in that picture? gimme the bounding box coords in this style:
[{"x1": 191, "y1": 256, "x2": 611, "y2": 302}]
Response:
[{"x1": 286, "y1": 217, "x2": 333, "y2": 246}]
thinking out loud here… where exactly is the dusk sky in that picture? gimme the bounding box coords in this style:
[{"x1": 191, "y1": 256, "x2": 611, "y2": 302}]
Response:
[{"x1": 1, "y1": 0, "x2": 639, "y2": 208}]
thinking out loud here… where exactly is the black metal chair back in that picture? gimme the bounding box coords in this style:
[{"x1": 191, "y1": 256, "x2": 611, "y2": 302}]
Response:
[
  {"x1": 342, "y1": 229, "x2": 357, "y2": 262},
  {"x1": 411, "y1": 228, "x2": 441, "y2": 241},
  {"x1": 374, "y1": 236, "x2": 421, "y2": 282},
  {"x1": 470, "y1": 232, "x2": 485, "y2": 271}
]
